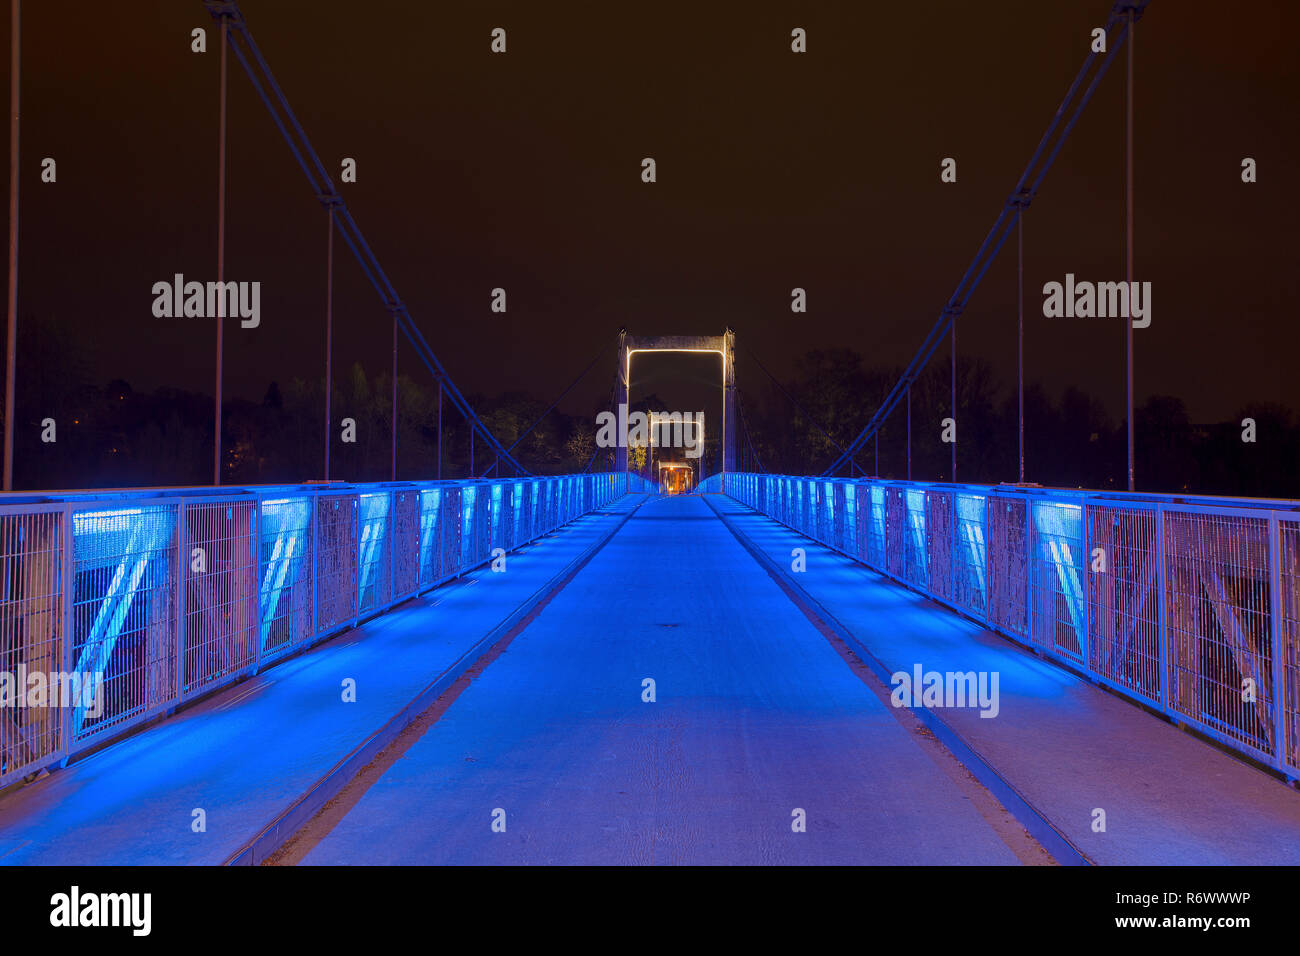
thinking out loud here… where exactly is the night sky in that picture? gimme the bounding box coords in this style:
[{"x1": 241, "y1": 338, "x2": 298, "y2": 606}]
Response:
[{"x1": 4, "y1": 0, "x2": 1298, "y2": 436}]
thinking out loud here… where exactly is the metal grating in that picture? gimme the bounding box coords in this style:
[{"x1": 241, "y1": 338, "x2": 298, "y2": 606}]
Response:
[
  {"x1": 987, "y1": 495, "x2": 1028, "y2": 638},
  {"x1": 513, "y1": 482, "x2": 527, "y2": 547},
  {"x1": 459, "y1": 487, "x2": 478, "y2": 570},
  {"x1": 1281, "y1": 519, "x2": 1300, "y2": 771},
  {"x1": 885, "y1": 487, "x2": 907, "y2": 580},
  {"x1": 316, "y1": 495, "x2": 359, "y2": 632},
  {"x1": 358, "y1": 493, "x2": 392, "y2": 614},
  {"x1": 1087, "y1": 504, "x2": 1160, "y2": 702},
  {"x1": 1164, "y1": 509, "x2": 1274, "y2": 758},
  {"x1": 953, "y1": 493, "x2": 987, "y2": 616},
  {"x1": 490, "y1": 484, "x2": 505, "y2": 553},
  {"x1": 0, "y1": 508, "x2": 66, "y2": 786},
  {"x1": 903, "y1": 488, "x2": 928, "y2": 588},
  {"x1": 442, "y1": 487, "x2": 463, "y2": 578},
  {"x1": 842, "y1": 483, "x2": 856, "y2": 557},
  {"x1": 926, "y1": 490, "x2": 955, "y2": 602},
  {"x1": 69, "y1": 504, "x2": 178, "y2": 745},
  {"x1": 1029, "y1": 501, "x2": 1086, "y2": 664},
  {"x1": 417, "y1": 488, "x2": 443, "y2": 589},
  {"x1": 866, "y1": 485, "x2": 886, "y2": 570},
  {"x1": 391, "y1": 490, "x2": 420, "y2": 600},
  {"x1": 181, "y1": 499, "x2": 258, "y2": 697},
  {"x1": 257, "y1": 497, "x2": 314, "y2": 663}
]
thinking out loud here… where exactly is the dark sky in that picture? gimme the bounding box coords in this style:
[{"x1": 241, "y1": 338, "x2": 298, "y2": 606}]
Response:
[{"x1": 5, "y1": 0, "x2": 1298, "y2": 428}]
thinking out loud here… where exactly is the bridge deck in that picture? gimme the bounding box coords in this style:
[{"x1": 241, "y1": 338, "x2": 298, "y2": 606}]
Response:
[{"x1": 3, "y1": 492, "x2": 1298, "y2": 865}]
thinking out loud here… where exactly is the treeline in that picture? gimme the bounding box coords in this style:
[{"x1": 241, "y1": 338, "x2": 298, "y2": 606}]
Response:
[
  {"x1": 13, "y1": 366, "x2": 609, "y2": 491},
  {"x1": 744, "y1": 347, "x2": 1300, "y2": 499},
  {"x1": 9, "y1": 326, "x2": 1297, "y2": 498}
]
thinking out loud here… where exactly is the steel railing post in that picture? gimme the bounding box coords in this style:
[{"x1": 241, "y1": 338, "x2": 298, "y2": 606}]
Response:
[
  {"x1": 1268, "y1": 513, "x2": 1287, "y2": 772},
  {"x1": 1154, "y1": 501, "x2": 1169, "y2": 716},
  {"x1": 1082, "y1": 501, "x2": 1091, "y2": 675},
  {"x1": 176, "y1": 498, "x2": 187, "y2": 701},
  {"x1": 1024, "y1": 492, "x2": 1032, "y2": 642},
  {"x1": 251, "y1": 495, "x2": 262, "y2": 674},
  {"x1": 310, "y1": 491, "x2": 320, "y2": 641},
  {"x1": 58, "y1": 503, "x2": 74, "y2": 767}
]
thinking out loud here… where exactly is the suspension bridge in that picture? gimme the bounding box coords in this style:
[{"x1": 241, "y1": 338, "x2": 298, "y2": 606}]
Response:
[{"x1": 3, "y1": 0, "x2": 1299, "y2": 866}]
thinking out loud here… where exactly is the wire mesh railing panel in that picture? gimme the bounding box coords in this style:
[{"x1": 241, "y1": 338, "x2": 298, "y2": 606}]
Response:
[
  {"x1": 536, "y1": 480, "x2": 551, "y2": 535},
  {"x1": 489, "y1": 484, "x2": 503, "y2": 554},
  {"x1": 851, "y1": 482, "x2": 869, "y2": 565},
  {"x1": 442, "y1": 487, "x2": 463, "y2": 578},
  {"x1": 790, "y1": 478, "x2": 800, "y2": 538},
  {"x1": 417, "y1": 488, "x2": 442, "y2": 590},
  {"x1": 926, "y1": 490, "x2": 955, "y2": 602},
  {"x1": 1164, "y1": 508, "x2": 1276, "y2": 759},
  {"x1": 477, "y1": 486, "x2": 493, "y2": 563},
  {"x1": 257, "y1": 496, "x2": 314, "y2": 664},
  {"x1": 391, "y1": 489, "x2": 421, "y2": 600},
  {"x1": 1087, "y1": 503, "x2": 1160, "y2": 703},
  {"x1": 512, "y1": 482, "x2": 527, "y2": 547},
  {"x1": 885, "y1": 487, "x2": 907, "y2": 580},
  {"x1": 811, "y1": 482, "x2": 827, "y2": 545},
  {"x1": 953, "y1": 493, "x2": 988, "y2": 616},
  {"x1": 357, "y1": 493, "x2": 392, "y2": 615},
  {"x1": 461, "y1": 486, "x2": 494, "y2": 569},
  {"x1": 841, "y1": 483, "x2": 855, "y2": 556},
  {"x1": 1281, "y1": 519, "x2": 1300, "y2": 772},
  {"x1": 866, "y1": 485, "x2": 886, "y2": 570},
  {"x1": 0, "y1": 508, "x2": 66, "y2": 786},
  {"x1": 987, "y1": 495, "x2": 1028, "y2": 638},
  {"x1": 459, "y1": 487, "x2": 477, "y2": 572},
  {"x1": 69, "y1": 504, "x2": 179, "y2": 747},
  {"x1": 317, "y1": 495, "x2": 359, "y2": 633},
  {"x1": 181, "y1": 498, "x2": 258, "y2": 698},
  {"x1": 1029, "y1": 501, "x2": 1086, "y2": 664},
  {"x1": 903, "y1": 488, "x2": 928, "y2": 589}
]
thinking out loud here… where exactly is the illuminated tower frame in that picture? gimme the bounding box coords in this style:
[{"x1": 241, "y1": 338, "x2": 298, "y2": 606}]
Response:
[{"x1": 615, "y1": 330, "x2": 736, "y2": 488}]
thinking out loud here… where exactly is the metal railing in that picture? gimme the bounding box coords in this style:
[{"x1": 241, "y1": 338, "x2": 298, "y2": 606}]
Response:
[
  {"x1": 707, "y1": 472, "x2": 1300, "y2": 780},
  {"x1": 0, "y1": 472, "x2": 651, "y2": 789}
]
